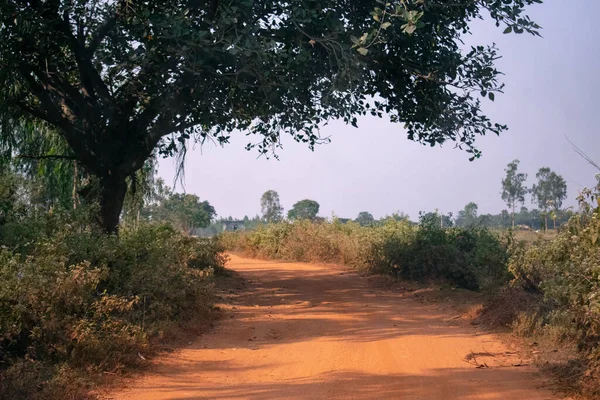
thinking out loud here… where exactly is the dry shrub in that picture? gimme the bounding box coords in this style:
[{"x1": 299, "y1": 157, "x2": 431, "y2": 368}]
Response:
[
  {"x1": 0, "y1": 221, "x2": 226, "y2": 399},
  {"x1": 475, "y1": 287, "x2": 543, "y2": 329},
  {"x1": 221, "y1": 218, "x2": 509, "y2": 290}
]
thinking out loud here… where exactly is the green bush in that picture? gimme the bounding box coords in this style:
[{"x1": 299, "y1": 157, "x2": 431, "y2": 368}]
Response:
[
  {"x1": 507, "y1": 184, "x2": 600, "y2": 396},
  {"x1": 221, "y1": 218, "x2": 509, "y2": 290},
  {"x1": 0, "y1": 218, "x2": 225, "y2": 399}
]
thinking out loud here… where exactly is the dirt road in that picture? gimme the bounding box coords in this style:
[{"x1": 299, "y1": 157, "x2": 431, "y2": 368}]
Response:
[{"x1": 109, "y1": 255, "x2": 560, "y2": 400}]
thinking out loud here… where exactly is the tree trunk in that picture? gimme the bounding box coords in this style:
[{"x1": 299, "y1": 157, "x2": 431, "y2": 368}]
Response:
[
  {"x1": 511, "y1": 204, "x2": 515, "y2": 229},
  {"x1": 544, "y1": 214, "x2": 548, "y2": 232},
  {"x1": 72, "y1": 162, "x2": 79, "y2": 210},
  {"x1": 98, "y1": 174, "x2": 127, "y2": 234}
]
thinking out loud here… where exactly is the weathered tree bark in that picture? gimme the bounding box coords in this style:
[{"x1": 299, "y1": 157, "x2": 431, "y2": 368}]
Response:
[{"x1": 98, "y1": 174, "x2": 127, "y2": 234}]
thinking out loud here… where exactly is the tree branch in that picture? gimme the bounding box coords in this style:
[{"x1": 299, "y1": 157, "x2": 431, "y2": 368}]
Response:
[
  {"x1": 17, "y1": 154, "x2": 78, "y2": 161},
  {"x1": 87, "y1": 16, "x2": 117, "y2": 54},
  {"x1": 56, "y1": 10, "x2": 111, "y2": 102}
]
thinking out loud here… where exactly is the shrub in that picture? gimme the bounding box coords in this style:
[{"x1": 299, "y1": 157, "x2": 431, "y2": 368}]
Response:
[
  {"x1": 0, "y1": 218, "x2": 225, "y2": 399},
  {"x1": 221, "y1": 218, "x2": 509, "y2": 290},
  {"x1": 506, "y1": 183, "x2": 600, "y2": 396}
]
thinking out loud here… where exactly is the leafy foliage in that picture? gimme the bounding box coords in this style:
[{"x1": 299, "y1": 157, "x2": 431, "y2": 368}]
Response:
[
  {"x1": 142, "y1": 180, "x2": 216, "y2": 234},
  {"x1": 531, "y1": 167, "x2": 568, "y2": 230},
  {"x1": 501, "y1": 159, "x2": 528, "y2": 228},
  {"x1": 221, "y1": 218, "x2": 508, "y2": 290},
  {"x1": 0, "y1": 210, "x2": 226, "y2": 399},
  {"x1": 260, "y1": 190, "x2": 284, "y2": 223},
  {"x1": 455, "y1": 202, "x2": 479, "y2": 227},
  {"x1": 287, "y1": 199, "x2": 320, "y2": 221},
  {"x1": 0, "y1": 0, "x2": 542, "y2": 231},
  {"x1": 507, "y1": 179, "x2": 600, "y2": 396},
  {"x1": 355, "y1": 211, "x2": 375, "y2": 226}
]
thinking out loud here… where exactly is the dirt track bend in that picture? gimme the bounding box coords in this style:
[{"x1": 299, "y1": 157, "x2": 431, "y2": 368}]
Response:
[{"x1": 109, "y1": 254, "x2": 560, "y2": 400}]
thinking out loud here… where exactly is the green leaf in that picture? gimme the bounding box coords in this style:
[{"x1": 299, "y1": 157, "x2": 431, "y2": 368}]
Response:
[
  {"x1": 503, "y1": 26, "x2": 512, "y2": 34},
  {"x1": 381, "y1": 22, "x2": 392, "y2": 30},
  {"x1": 488, "y1": 92, "x2": 495, "y2": 101},
  {"x1": 357, "y1": 47, "x2": 369, "y2": 56},
  {"x1": 402, "y1": 24, "x2": 416, "y2": 35}
]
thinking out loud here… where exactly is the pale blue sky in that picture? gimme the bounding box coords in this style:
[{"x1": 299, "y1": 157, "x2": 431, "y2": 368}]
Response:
[{"x1": 159, "y1": 1, "x2": 600, "y2": 220}]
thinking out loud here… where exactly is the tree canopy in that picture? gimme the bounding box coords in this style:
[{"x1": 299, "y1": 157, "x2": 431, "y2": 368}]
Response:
[
  {"x1": 355, "y1": 211, "x2": 375, "y2": 226},
  {"x1": 288, "y1": 199, "x2": 320, "y2": 221},
  {"x1": 455, "y1": 202, "x2": 479, "y2": 227},
  {"x1": 531, "y1": 167, "x2": 567, "y2": 230},
  {"x1": 143, "y1": 183, "x2": 215, "y2": 234},
  {"x1": 0, "y1": 0, "x2": 542, "y2": 232},
  {"x1": 501, "y1": 159, "x2": 528, "y2": 228},
  {"x1": 261, "y1": 190, "x2": 284, "y2": 223}
]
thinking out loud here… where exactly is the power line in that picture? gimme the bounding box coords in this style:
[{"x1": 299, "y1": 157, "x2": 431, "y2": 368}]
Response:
[{"x1": 565, "y1": 135, "x2": 600, "y2": 171}]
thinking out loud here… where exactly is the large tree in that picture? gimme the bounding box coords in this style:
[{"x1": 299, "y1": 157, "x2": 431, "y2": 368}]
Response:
[
  {"x1": 355, "y1": 211, "x2": 375, "y2": 226},
  {"x1": 455, "y1": 202, "x2": 479, "y2": 227},
  {"x1": 531, "y1": 167, "x2": 567, "y2": 230},
  {"x1": 260, "y1": 190, "x2": 284, "y2": 223},
  {"x1": 144, "y1": 187, "x2": 216, "y2": 234},
  {"x1": 501, "y1": 159, "x2": 528, "y2": 228},
  {"x1": 288, "y1": 199, "x2": 320, "y2": 221},
  {"x1": 0, "y1": 0, "x2": 542, "y2": 232}
]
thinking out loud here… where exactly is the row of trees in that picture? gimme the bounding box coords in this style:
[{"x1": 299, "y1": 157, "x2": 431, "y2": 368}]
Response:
[
  {"x1": 256, "y1": 161, "x2": 569, "y2": 231},
  {"x1": 260, "y1": 190, "x2": 321, "y2": 222},
  {"x1": 501, "y1": 160, "x2": 567, "y2": 229},
  {"x1": 449, "y1": 202, "x2": 572, "y2": 230}
]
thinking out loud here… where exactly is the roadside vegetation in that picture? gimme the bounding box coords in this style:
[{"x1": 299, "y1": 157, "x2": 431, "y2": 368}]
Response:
[
  {"x1": 222, "y1": 174, "x2": 600, "y2": 397},
  {"x1": 0, "y1": 169, "x2": 226, "y2": 399},
  {"x1": 221, "y1": 218, "x2": 509, "y2": 291},
  {"x1": 6, "y1": 0, "x2": 598, "y2": 398}
]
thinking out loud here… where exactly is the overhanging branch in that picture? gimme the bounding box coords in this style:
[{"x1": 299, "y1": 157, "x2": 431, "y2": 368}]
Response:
[{"x1": 16, "y1": 154, "x2": 78, "y2": 161}]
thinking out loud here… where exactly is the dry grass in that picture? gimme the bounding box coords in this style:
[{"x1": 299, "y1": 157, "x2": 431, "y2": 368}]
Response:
[{"x1": 512, "y1": 229, "x2": 558, "y2": 244}]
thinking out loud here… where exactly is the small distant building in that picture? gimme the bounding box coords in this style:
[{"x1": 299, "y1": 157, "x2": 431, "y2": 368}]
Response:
[{"x1": 223, "y1": 220, "x2": 246, "y2": 232}]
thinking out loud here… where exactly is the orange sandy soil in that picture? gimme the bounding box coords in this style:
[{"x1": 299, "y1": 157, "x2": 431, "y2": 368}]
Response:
[{"x1": 103, "y1": 254, "x2": 565, "y2": 400}]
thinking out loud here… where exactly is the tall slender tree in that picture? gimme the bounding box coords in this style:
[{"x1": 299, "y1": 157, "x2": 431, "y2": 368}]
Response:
[
  {"x1": 261, "y1": 190, "x2": 284, "y2": 223},
  {"x1": 501, "y1": 160, "x2": 528, "y2": 229},
  {"x1": 531, "y1": 167, "x2": 567, "y2": 230}
]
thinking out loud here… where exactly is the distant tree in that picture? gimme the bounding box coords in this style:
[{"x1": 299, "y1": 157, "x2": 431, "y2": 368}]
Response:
[
  {"x1": 455, "y1": 202, "x2": 479, "y2": 227},
  {"x1": 145, "y1": 189, "x2": 215, "y2": 234},
  {"x1": 531, "y1": 167, "x2": 567, "y2": 230},
  {"x1": 355, "y1": 211, "x2": 375, "y2": 226},
  {"x1": 260, "y1": 190, "x2": 284, "y2": 223},
  {"x1": 501, "y1": 160, "x2": 528, "y2": 229},
  {"x1": 287, "y1": 199, "x2": 320, "y2": 221},
  {"x1": 419, "y1": 211, "x2": 453, "y2": 228},
  {"x1": 500, "y1": 209, "x2": 511, "y2": 228},
  {"x1": 529, "y1": 208, "x2": 541, "y2": 230}
]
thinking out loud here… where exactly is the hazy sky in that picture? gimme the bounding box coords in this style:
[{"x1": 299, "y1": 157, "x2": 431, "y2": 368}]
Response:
[{"x1": 158, "y1": 1, "x2": 600, "y2": 220}]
